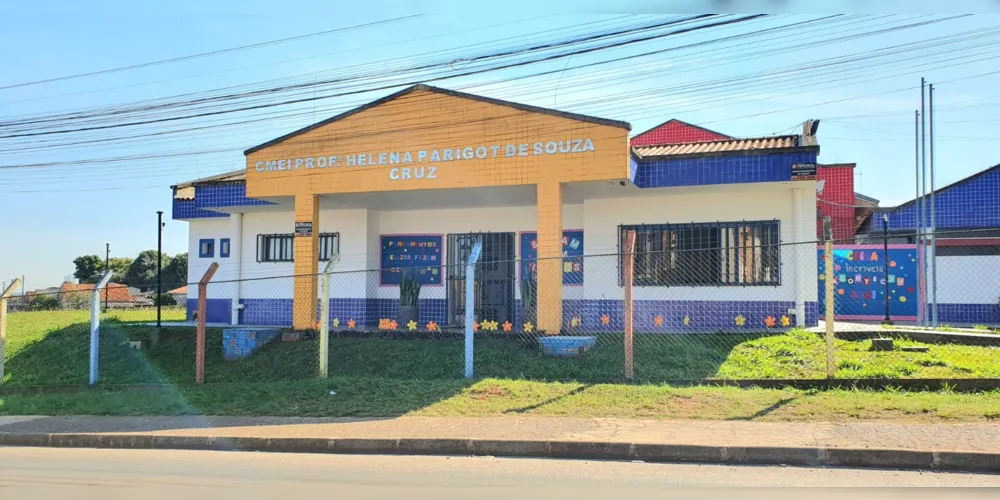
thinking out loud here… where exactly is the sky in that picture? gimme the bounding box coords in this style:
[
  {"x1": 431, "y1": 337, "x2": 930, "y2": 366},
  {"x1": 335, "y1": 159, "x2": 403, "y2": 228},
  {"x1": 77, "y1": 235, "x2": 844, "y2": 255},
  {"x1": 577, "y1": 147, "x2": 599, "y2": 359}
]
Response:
[{"x1": 1, "y1": 1, "x2": 999, "y2": 290}]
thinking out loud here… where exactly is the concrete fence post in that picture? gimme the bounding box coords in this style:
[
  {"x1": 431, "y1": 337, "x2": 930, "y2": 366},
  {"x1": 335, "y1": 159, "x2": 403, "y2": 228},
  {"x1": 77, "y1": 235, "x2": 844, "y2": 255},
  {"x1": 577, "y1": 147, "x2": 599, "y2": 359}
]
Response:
[
  {"x1": 89, "y1": 271, "x2": 113, "y2": 386},
  {"x1": 0, "y1": 278, "x2": 22, "y2": 385},
  {"x1": 464, "y1": 239, "x2": 483, "y2": 379},
  {"x1": 196, "y1": 263, "x2": 220, "y2": 385},
  {"x1": 823, "y1": 217, "x2": 836, "y2": 379},
  {"x1": 622, "y1": 230, "x2": 636, "y2": 381},
  {"x1": 318, "y1": 252, "x2": 340, "y2": 379}
]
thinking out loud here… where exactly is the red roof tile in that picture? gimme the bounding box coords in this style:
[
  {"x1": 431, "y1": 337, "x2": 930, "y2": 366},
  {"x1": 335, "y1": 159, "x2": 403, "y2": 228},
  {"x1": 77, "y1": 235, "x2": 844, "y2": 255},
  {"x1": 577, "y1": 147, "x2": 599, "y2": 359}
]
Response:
[
  {"x1": 632, "y1": 135, "x2": 802, "y2": 158},
  {"x1": 631, "y1": 119, "x2": 732, "y2": 147},
  {"x1": 59, "y1": 282, "x2": 135, "y2": 303}
]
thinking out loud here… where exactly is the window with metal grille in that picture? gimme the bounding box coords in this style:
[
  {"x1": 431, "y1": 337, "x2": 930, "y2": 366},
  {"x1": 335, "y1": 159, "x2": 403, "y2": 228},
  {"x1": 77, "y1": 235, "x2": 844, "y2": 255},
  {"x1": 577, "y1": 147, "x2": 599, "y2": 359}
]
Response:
[
  {"x1": 619, "y1": 221, "x2": 780, "y2": 286},
  {"x1": 256, "y1": 233, "x2": 339, "y2": 262}
]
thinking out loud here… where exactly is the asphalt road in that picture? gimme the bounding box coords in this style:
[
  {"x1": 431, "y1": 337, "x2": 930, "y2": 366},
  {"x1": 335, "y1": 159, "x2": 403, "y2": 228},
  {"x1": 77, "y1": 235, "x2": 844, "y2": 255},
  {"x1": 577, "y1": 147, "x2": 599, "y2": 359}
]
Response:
[{"x1": 1, "y1": 447, "x2": 998, "y2": 498}]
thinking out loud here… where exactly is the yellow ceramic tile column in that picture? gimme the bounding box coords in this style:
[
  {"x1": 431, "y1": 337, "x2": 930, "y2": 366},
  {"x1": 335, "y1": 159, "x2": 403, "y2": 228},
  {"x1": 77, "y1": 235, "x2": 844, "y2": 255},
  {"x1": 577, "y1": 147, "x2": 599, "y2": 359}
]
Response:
[
  {"x1": 536, "y1": 181, "x2": 563, "y2": 334},
  {"x1": 293, "y1": 194, "x2": 319, "y2": 330}
]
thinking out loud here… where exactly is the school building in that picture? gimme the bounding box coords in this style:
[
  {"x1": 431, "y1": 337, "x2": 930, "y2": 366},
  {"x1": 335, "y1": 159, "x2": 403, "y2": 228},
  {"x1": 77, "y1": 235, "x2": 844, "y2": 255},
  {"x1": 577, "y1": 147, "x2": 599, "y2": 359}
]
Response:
[{"x1": 172, "y1": 84, "x2": 822, "y2": 332}]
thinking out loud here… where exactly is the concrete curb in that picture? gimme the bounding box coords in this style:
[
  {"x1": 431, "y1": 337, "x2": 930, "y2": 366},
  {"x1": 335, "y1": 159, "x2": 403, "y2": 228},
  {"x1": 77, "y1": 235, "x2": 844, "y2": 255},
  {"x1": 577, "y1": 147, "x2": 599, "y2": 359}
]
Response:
[{"x1": 2, "y1": 432, "x2": 999, "y2": 472}]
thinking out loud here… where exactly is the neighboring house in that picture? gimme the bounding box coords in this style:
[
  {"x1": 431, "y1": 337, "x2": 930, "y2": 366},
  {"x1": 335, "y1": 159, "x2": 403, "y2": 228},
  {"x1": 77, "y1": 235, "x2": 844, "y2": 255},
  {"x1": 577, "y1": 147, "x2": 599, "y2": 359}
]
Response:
[
  {"x1": 58, "y1": 282, "x2": 137, "y2": 308},
  {"x1": 168, "y1": 285, "x2": 188, "y2": 305}
]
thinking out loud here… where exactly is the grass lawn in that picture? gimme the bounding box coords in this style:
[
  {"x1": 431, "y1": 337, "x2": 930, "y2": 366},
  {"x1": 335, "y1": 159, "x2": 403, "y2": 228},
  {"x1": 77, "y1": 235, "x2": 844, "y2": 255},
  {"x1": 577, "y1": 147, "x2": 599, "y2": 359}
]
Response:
[
  {"x1": 3, "y1": 309, "x2": 1000, "y2": 387},
  {"x1": 2, "y1": 378, "x2": 999, "y2": 422}
]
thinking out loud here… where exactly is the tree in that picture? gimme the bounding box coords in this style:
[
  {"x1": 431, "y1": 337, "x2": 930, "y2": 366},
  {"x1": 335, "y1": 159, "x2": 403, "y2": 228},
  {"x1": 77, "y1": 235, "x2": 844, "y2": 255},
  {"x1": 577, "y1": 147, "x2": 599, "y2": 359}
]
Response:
[
  {"x1": 126, "y1": 250, "x2": 171, "y2": 292},
  {"x1": 73, "y1": 255, "x2": 104, "y2": 284},
  {"x1": 107, "y1": 257, "x2": 133, "y2": 283},
  {"x1": 73, "y1": 255, "x2": 133, "y2": 284},
  {"x1": 163, "y1": 252, "x2": 188, "y2": 289}
]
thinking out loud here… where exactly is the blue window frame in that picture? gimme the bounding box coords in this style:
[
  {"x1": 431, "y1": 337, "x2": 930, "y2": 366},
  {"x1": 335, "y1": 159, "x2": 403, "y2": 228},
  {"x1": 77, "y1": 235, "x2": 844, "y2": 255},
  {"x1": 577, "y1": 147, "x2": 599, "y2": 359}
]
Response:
[
  {"x1": 198, "y1": 239, "x2": 215, "y2": 258},
  {"x1": 220, "y1": 238, "x2": 231, "y2": 258}
]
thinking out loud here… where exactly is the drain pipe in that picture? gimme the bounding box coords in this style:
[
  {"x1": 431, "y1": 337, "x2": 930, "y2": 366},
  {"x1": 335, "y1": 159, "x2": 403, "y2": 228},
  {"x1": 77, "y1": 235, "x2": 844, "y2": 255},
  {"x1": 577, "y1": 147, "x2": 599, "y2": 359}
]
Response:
[{"x1": 230, "y1": 212, "x2": 244, "y2": 325}]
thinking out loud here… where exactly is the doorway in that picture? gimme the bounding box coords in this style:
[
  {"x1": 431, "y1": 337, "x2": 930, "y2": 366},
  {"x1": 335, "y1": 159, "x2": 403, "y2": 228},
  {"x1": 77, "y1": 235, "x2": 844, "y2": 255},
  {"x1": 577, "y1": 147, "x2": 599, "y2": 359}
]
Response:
[{"x1": 446, "y1": 232, "x2": 515, "y2": 326}]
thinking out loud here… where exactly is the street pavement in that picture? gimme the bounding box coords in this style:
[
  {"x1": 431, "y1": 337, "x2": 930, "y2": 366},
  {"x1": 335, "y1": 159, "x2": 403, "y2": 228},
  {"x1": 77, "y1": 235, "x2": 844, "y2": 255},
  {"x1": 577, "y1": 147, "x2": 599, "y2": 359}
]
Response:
[
  {"x1": 2, "y1": 446, "x2": 999, "y2": 498},
  {"x1": 2, "y1": 415, "x2": 999, "y2": 453}
]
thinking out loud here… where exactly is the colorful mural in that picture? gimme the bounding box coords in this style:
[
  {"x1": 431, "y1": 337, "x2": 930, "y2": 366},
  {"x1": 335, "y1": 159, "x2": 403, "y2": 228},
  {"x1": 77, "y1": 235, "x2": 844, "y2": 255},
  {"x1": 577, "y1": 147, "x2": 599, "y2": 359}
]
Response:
[
  {"x1": 818, "y1": 245, "x2": 918, "y2": 320},
  {"x1": 519, "y1": 230, "x2": 584, "y2": 285},
  {"x1": 380, "y1": 234, "x2": 443, "y2": 285}
]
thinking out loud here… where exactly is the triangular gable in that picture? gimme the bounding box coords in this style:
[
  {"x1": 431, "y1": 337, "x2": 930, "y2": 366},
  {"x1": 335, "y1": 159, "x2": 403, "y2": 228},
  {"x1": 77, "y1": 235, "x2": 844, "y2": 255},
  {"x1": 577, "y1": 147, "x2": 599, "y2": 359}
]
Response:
[
  {"x1": 630, "y1": 119, "x2": 731, "y2": 147},
  {"x1": 245, "y1": 84, "x2": 630, "y2": 155}
]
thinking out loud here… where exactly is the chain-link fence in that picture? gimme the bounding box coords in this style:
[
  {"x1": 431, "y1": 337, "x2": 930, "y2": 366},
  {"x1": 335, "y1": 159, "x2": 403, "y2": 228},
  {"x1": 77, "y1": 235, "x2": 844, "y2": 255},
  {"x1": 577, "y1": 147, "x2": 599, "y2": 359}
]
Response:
[{"x1": 2, "y1": 229, "x2": 998, "y2": 387}]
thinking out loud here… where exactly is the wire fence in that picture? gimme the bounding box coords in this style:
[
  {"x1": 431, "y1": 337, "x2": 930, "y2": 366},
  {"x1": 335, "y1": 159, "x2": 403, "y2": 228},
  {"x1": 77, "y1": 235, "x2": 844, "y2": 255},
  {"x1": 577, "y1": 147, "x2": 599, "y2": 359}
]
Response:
[{"x1": 1, "y1": 229, "x2": 998, "y2": 387}]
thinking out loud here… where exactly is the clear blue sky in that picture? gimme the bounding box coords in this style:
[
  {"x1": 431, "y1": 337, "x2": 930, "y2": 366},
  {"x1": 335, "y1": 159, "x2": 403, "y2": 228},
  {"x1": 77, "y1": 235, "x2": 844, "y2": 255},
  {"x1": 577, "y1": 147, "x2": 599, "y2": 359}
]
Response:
[{"x1": 1, "y1": 1, "x2": 998, "y2": 290}]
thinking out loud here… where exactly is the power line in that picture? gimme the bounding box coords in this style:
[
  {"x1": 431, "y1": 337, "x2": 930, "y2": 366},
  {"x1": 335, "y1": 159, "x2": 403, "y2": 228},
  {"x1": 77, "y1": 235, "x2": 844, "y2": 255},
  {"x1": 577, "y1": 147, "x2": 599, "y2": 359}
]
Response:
[{"x1": 0, "y1": 15, "x2": 423, "y2": 91}]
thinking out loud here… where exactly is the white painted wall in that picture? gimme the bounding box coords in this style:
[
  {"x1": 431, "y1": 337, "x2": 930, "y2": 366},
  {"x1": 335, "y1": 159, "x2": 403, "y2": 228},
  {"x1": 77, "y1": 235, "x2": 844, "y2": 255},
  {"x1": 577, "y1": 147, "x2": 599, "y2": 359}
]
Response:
[
  {"x1": 935, "y1": 255, "x2": 1000, "y2": 304},
  {"x1": 185, "y1": 182, "x2": 818, "y2": 313},
  {"x1": 186, "y1": 218, "x2": 232, "y2": 301},
  {"x1": 582, "y1": 182, "x2": 817, "y2": 306}
]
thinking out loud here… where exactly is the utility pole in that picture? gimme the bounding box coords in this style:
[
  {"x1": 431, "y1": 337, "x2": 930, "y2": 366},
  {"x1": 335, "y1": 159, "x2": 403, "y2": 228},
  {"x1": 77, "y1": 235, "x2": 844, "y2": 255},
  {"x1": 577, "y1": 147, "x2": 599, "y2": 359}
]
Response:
[
  {"x1": 104, "y1": 243, "x2": 110, "y2": 313},
  {"x1": 157, "y1": 211, "x2": 164, "y2": 328}
]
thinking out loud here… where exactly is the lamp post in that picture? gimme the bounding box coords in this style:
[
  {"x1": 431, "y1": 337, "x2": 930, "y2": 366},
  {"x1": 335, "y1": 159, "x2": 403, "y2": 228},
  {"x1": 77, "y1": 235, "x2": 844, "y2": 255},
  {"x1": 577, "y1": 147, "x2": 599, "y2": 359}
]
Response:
[
  {"x1": 881, "y1": 213, "x2": 893, "y2": 326},
  {"x1": 157, "y1": 211, "x2": 164, "y2": 328}
]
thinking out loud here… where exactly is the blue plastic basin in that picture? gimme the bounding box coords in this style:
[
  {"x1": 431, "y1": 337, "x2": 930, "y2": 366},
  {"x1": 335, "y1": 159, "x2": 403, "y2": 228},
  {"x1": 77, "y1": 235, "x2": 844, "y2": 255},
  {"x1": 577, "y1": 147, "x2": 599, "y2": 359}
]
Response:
[{"x1": 537, "y1": 336, "x2": 597, "y2": 357}]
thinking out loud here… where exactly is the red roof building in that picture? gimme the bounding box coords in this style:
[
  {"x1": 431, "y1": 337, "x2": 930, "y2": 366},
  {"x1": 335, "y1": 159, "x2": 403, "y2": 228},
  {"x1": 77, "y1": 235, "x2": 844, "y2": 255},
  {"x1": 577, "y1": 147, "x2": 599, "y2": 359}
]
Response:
[{"x1": 630, "y1": 119, "x2": 732, "y2": 147}]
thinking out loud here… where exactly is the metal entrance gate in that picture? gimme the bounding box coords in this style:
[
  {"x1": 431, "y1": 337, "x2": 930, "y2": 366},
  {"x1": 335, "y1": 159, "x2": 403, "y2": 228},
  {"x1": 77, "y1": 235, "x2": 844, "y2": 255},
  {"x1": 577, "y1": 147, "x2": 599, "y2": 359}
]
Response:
[{"x1": 446, "y1": 232, "x2": 515, "y2": 326}]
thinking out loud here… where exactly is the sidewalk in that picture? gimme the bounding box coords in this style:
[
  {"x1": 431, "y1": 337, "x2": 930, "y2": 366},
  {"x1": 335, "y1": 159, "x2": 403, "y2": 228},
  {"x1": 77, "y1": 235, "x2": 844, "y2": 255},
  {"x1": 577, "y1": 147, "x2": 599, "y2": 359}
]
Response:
[{"x1": 2, "y1": 415, "x2": 999, "y2": 471}]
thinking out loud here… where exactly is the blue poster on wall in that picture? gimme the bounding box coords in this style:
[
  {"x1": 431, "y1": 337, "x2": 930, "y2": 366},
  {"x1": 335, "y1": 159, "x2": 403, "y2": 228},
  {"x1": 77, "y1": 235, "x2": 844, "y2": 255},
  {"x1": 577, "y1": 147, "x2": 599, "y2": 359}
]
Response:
[
  {"x1": 817, "y1": 245, "x2": 918, "y2": 320},
  {"x1": 380, "y1": 234, "x2": 443, "y2": 286},
  {"x1": 519, "y1": 230, "x2": 584, "y2": 285}
]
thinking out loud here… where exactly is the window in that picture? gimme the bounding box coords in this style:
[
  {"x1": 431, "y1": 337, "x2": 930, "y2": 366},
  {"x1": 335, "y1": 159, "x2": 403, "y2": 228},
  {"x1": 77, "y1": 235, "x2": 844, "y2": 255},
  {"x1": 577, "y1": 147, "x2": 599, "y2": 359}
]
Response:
[
  {"x1": 256, "y1": 233, "x2": 339, "y2": 262},
  {"x1": 198, "y1": 239, "x2": 214, "y2": 258},
  {"x1": 619, "y1": 221, "x2": 780, "y2": 286},
  {"x1": 220, "y1": 238, "x2": 231, "y2": 258}
]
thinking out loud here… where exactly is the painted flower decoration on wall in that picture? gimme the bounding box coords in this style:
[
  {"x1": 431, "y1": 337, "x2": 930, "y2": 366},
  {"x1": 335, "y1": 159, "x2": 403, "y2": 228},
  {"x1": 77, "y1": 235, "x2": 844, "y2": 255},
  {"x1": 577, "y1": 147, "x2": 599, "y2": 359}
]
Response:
[
  {"x1": 654, "y1": 315, "x2": 664, "y2": 327},
  {"x1": 780, "y1": 315, "x2": 791, "y2": 327},
  {"x1": 502, "y1": 321, "x2": 513, "y2": 332},
  {"x1": 332, "y1": 318, "x2": 339, "y2": 328},
  {"x1": 473, "y1": 321, "x2": 480, "y2": 333},
  {"x1": 407, "y1": 320, "x2": 418, "y2": 331},
  {"x1": 735, "y1": 315, "x2": 747, "y2": 327},
  {"x1": 764, "y1": 316, "x2": 777, "y2": 328},
  {"x1": 683, "y1": 315, "x2": 691, "y2": 326},
  {"x1": 523, "y1": 321, "x2": 534, "y2": 333},
  {"x1": 426, "y1": 321, "x2": 438, "y2": 332},
  {"x1": 347, "y1": 318, "x2": 356, "y2": 329},
  {"x1": 600, "y1": 314, "x2": 610, "y2": 326}
]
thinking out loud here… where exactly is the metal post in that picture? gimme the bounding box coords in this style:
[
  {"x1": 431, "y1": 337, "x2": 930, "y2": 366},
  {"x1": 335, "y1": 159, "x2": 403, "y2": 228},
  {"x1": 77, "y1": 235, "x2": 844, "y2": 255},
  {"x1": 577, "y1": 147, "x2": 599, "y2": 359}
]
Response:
[
  {"x1": 89, "y1": 271, "x2": 113, "y2": 385},
  {"x1": 464, "y1": 239, "x2": 482, "y2": 379},
  {"x1": 823, "y1": 218, "x2": 835, "y2": 379},
  {"x1": 157, "y1": 211, "x2": 164, "y2": 328},
  {"x1": 318, "y1": 252, "x2": 340, "y2": 378},
  {"x1": 104, "y1": 243, "x2": 109, "y2": 313},
  {"x1": 919, "y1": 78, "x2": 928, "y2": 327},
  {"x1": 881, "y1": 215, "x2": 893, "y2": 326},
  {"x1": 623, "y1": 230, "x2": 636, "y2": 380},
  {"x1": 913, "y1": 109, "x2": 921, "y2": 326},
  {"x1": 196, "y1": 262, "x2": 219, "y2": 384},
  {"x1": 0, "y1": 278, "x2": 22, "y2": 385},
  {"x1": 927, "y1": 84, "x2": 937, "y2": 328}
]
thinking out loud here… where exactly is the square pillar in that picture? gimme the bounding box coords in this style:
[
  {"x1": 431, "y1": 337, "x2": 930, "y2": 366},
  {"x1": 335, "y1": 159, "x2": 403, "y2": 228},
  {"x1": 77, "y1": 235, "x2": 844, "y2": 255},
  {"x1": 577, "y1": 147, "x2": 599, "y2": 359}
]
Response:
[
  {"x1": 536, "y1": 181, "x2": 563, "y2": 333},
  {"x1": 293, "y1": 194, "x2": 319, "y2": 330}
]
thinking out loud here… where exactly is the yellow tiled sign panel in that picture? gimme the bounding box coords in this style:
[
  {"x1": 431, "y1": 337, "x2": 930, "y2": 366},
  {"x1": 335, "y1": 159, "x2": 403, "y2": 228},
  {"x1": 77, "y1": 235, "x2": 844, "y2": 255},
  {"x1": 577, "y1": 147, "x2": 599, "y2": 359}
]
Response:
[{"x1": 245, "y1": 88, "x2": 629, "y2": 197}]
